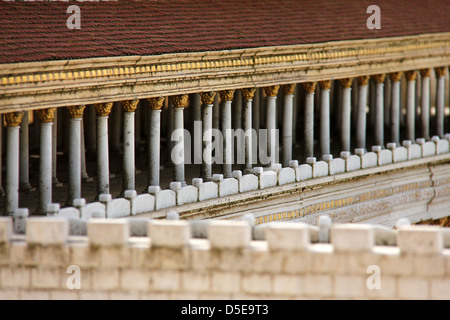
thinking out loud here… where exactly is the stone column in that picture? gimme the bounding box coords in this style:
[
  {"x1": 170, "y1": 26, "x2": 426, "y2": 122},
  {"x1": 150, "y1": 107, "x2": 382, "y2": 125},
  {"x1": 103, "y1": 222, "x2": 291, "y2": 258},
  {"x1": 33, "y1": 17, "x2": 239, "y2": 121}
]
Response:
[
  {"x1": 80, "y1": 118, "x2": 90, "y2": 181},
  {"x1": 66, "y1": 105, "x2": 85, "y2": 205},
  {"x1": 339, "y1": 78, "x2": 353, "y2": 152},
  {"x1": 435, "y1": 67, "x2": 447, "y2": 138},
  {"x1": 147, "y1": 97, "x2": 165, "y2": 188},
  {"x1": 94, "y1": 103, "x2": 113, "y2": 197},
  {"x1": 242, "y1": 88, "x2": 256, "y2": 172},
  {"x1": 319, "y1": 81, "x2": 331, "y2": 157},
  {"x1": 264, "y1": 85, "x2": 280, "y2": 166},
  {"x1": 36, "y1": 108, "x2": 55, "y2": 214},
  {"x1": 405, "y1": 71, "x2": 417, "y2": 141},
  {"x1": 171, "y1": 95, "x2": 188, "y2": 185},
  {"x1": 356, "y1": 76, "x2": 369, "y2": 150},
  {"x1": 372, "y1": 74, "x2": 386, "y2": 147},
  {"x1": 389, "y1": 72, "x2": 402, "y2": 145},
  {"x1": 200, "y1": 92, "x2": 216, "y2": 181},
  {"x1": 4, "y1": 112, "x2": 24, "y2": 215},
  {"x1": 220, "y1": 90, "x2": 235, "y2": 178},
  {"x1": 420, "y1": 68, "x2": 431, "y2": 140},
  {"x1": 303, "y1": 82, "x2": 317, "y2": 159},
  {"x1": 121, "y1": 100, "x2": 139, "y2": 193},
  {"x1": 281, "y1": 84, "x2": 296, "y2": 166},
  {"x1": 19, "y1": 111, "x2": 33, "y2": 192}
]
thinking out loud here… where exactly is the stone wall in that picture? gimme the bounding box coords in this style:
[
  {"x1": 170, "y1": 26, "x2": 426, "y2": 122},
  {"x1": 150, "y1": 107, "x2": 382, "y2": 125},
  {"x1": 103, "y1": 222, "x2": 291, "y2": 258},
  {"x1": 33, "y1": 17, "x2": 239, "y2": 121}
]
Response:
[{"x1": 0, "y1": 217, "x2": 449, "y2": 300}]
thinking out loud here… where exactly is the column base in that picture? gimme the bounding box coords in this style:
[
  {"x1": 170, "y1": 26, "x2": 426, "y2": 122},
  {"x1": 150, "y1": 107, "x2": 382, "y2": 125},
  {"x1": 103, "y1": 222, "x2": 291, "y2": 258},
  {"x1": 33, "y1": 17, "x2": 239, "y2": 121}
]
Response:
[
  {"x1": 19, "y1": 183, "x2": 36, "y2": 193},
  {"x1": 53, "y1": 178, "x2": 63, "y2": 187}
]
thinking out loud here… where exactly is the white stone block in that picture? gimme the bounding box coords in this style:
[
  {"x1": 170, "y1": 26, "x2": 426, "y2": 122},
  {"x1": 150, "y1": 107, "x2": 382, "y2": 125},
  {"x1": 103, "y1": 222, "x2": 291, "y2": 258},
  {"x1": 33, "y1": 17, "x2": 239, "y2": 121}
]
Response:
[
  {"x1": 216, "y1": 178, "x2": 239, "y2": 197},
  {"x1": 13, "y1": 208, "x2": 28, "y2": 234},
  {"x1": 346, "y1": 155, "x2": 361, "y2": 172},
  {"x1": 58, "y1": 207, "x2": 80, "y2": 219},
  {"x1": 107, "y1": 198, "x2": 131, "y2": 218},
  {"x1": 149, "y1": 220, "x2": 191, "y2": 248},
  {"x1": 393, "y1": 146, "x2": 408, "y2": 163},
  {"x1": 312, "y1": 161, "x2": 329, "y2": 178},
  {"x1": 193, "y1": 178, "x2": 219, "y2": 202},
  {"x1": 265, "y1": 222, "x2": 309, "y2": 250},
  {"x1": 403, "y1": 141, "x2": 422, "y2": 160},
  {"x1": 259, "y1": 171, "x2": 277, "y2": 189},
  {"x1": 155, "y1": 189, "x2": 176, "y2": 210},
  {"x1": 297, "y1": 164, "x2": 313, "y2": 181},
  {"x1": 331, "y1": 224, "x2": 374, "y2": 252},
  {"x1": 87, "y1": 219, "x2": 129, "y2": 246},
  {"x1": 26, "y1": 217, "x2": 69, "y2": 245},
  {"x1": 0, "y1": 217, "x2": 13, "y2": 242},
  {"x1": 436, "y1": 139, "x2": 449, "y2": 155},
  {"x1": 278, "y1": 167, "x2": 296, "y2": 185},
  {"x1": 422, "y1": 141, "x2": 436, "y2": 157},
  {"x1": 207, "y1": 221, "x2": 251, "y2": 249},
  {"x1": 132, "y1": 194, "x2": 155, "y2": 215},
  {"x1": 176, "y1": 185, "x2": 198, "y2": 205},
  {"x1": 360, "y1": 152, "x2": 378, "y2": 169},
  {"x1": 378, "y1": 149, "x2": 393, "y2": 166},
  {"x1": 83, "y1": 202, "x2": 106, "y2": 219},
  {"x1": 397, "y1": 225, "x2": 443, "y2": 254},
  {"x1": 233, "y1": 171, "x2": 259, "y2": 193},
  {"x1": 328, "y1": 158, "x2": 345, "y2": 175}
]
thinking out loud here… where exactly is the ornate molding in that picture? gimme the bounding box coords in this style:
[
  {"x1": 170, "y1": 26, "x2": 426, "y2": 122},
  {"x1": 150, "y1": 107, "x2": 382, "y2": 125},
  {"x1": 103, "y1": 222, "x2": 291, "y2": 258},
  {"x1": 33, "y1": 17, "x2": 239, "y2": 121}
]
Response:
[
  {"x1": 172, "y1": 95, "x2": 189, "y2": 108},
  {"x1": 122, "y1": 100, "x2": 139, "y2": 112},
  {"x1": 4, "y1": 112, "x2": 24, "y2": 127},
  {"x1": 434, "y1": 66, "x2": 447, "y2": 77},
  {"x1": 420, "y1": 68, "x2": 432, "y2": 77},
  {"x1": 199, "y1": 92, "x2": 217, "y2": 105},
  {"x1": 264, "y1": 85, "x2": 280, "y2": 97},
  {"x1": 319, "y1": 80, "x2": 332, "y2": 90},
  {"x1": 389, "y1": 72, "x2": 403, "y2": 82},
  {"x1": 148, "y1": 96, "x2": 165, "y2": 110},
  {"x1": 67, "y1": 105, "x2": 86, "y2": 118},
  {"x1": 241, "y1": 88, "x2": 256, "y2": 100},
  {"x1": 404, "y1": 71, "x2": 417, "y2": 81},
  {"x1": 37, "y1": 108, "x2": 56, "y2": 123},
  {"x1": 94, "y1": 103, "x2": 113, "y2": 117},
  {"x1": 302, "y1": 82, "x2": 317, "y2": 93},
  {"x1": 219, "y1": 90, "x2": 235, "y2": 102},
  {"x1": 357, "y1": 76, "x2": 370, "y2": 86},
  {"x1": 282, "y1": 84, "x2": 296, "y2": 95},
  {"x1": 371, "y1": 74, "x2": 386, "y2": 84},
  {"x1": 338, "y1": 78, "x2": 353, "y2": 89}
]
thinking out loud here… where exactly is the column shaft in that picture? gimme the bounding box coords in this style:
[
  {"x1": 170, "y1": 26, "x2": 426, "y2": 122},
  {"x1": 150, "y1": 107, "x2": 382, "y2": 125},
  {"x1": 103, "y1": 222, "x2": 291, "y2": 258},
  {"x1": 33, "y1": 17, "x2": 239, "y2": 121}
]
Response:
[
  {"x1": 5, "y1": 125, "x2": 20, "y2": 215},
  {"x1": 68, "y1": 118, "x2": 82, "y2": 204},
  {"x1": 320, "y1": 81, "x2": 331, "y2": 156},
  {"x1": 201, "y1": 103, "x2": 213, "y2": 181},
  {"x1": 356, "y1": 80, "x2": 368, "y2": 149},
  {"x1": 340, "y1": 82, "x2": 352, "y2": 152},
  {"x1": 390, "y1": 76, "x2": 401, "y2": 145},
  {"x1": 97, "y1": 116, "x2": 110, "y2": 195},
  {"x1": 243, "y1": 98, "x2": 253, "y2": 172},
  {"x1": 38, "y1": 122, "x2": 53, "y2": 213},
  {"x1": 148, "y1": 109, "x2": 162, "y2": 187},
  {"x1": 282, "y1": 94, "x2": 294, "y2": 166},
  {"x1": 420, "y1": 70, "x2": 431, "y2": 140},
  {"x1": 304, "y1": 90, "x2": 315, "y2": 158},
  {"x1": 435, "y1": 68, "x2": 446, "y2": 137},
  {"x1": 123, "y1": 110, "x2": 136, "y2": 191},
  {"x1": 266, "y1": 96, "x2": 277, "y2": 165}
]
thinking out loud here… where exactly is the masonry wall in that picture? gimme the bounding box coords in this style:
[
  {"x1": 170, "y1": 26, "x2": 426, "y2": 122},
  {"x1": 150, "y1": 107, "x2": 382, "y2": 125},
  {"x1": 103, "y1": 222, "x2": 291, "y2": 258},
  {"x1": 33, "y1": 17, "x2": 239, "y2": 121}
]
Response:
[{"x1": 0, "y1": 217, "x2": 449, "y2": 300}]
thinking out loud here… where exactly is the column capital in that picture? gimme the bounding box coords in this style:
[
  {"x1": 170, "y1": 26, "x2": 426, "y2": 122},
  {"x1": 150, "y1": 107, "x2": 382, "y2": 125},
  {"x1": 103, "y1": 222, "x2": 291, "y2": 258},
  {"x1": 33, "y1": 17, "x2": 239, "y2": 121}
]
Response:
[
  {"x1": 66, "y1": 105, "x2": 86, "y2": 118},
  {"x1": 94, "y1": 103, "x2": 113, "y2": 117},
  {"x1": 282, "y1": 84, "x2": 296, "y2": 95},
  {"x1": 338, "y1": 78, "x2": 353, "y2": 88},
  {"x1": 219, "y1": 90, "x2": 235, "y2": 102},
  {"x1": 122, "y1": 100, "x2": 139, "y2": 112},
  {"x1": 241, "y1": 88, "x2": 256, "y2": 100},
  {"x1": 4, "y1": 111, "x2": 24, "y2": 127},
  {"x1": 302, "y1": 82, "x2": 317, "y2": 93},
  {"x1": 420, "y1": 68, "x2": 432, "y2": 78},
  {"x1": 199, "y1": 92, "x2": 217, "y2": 105},
  {"x1": 172, "y1": 94, "x2": 189, "y2": 108},
  {"x1": 389, "y1": 72, "x2": 403, "y2": 82},
  {"x1": 357, "y1": 76, "x2": 370, "y2": 86},
  {"x1": 371, "y1": 74, "x2": 386, "y2": 84},
  {"x1": 434, "y1": 66, "x2": 447, "y2": 77},
  {"x1": 37, "y1": 108, "x2": 56, "y2": 123},
  {"x1": 148, "y1": 96, "x2": 165, "y2": 110},
  {"x1": 404, "y1": 70, "x2": 417, "y2": 81},
  {"x1": 319, "y1": 80, "x2": 332, "y2": 90},
  {"x1": 264, "y1": 85, "x2": 280, "y2": 97}
]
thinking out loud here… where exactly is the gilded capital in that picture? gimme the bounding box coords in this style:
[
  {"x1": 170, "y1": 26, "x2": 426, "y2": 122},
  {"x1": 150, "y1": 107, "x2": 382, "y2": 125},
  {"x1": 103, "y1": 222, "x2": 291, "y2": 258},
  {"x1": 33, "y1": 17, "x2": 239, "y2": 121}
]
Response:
[
  {"x1": 371, "y1": 74, "x2": 386, "y2": 84},
  {"x1": 148, "y1": 97, "x2": 165, "y2": 110},
  {"x1": 200, "y1": 92, "x2": 217, "y2": 105},
  {"x1": 67, "y1": 105, "x2": 86, "y2": 118},
  {"x1": 357, "y1": 76, "x2": 370, "y2": 86},
  {"x1": 37, "y1": 108, "x2": 56, "y2": 123},
  {"x1": 319, "y1": 80, "x2": 331, "y2": 90},
  {"x1": 435, "y1": 66, "x2": 447, "y2": 77},
  {"x1": 302, "y1": 82, "x2": 317, "y2": 93},
  {"x1": 172, "y1": 94, "x2": 189, "y2": 108},
  {"x1": 264, "y1": 85, "x2": 280, "y2": 97},
  {"x1": 338, "y1": 78, "x2": 353, "y2": 88},
  {"x1": 420, "y1": 68, "x2": 431, "y2": 78},
  {"x1": 4, "y1": 112, "x2": 24, "y2": 127},
  {"x1": 241, "y1": 88, "x2": 256, "y2": 100},
  {"x1": 282, "y1": 84, "x2": 296, "y2": 95},
  {"x1": 404, "y1": 71, "x2": 417, "y2": 81},
  {"x1": 219, "y1": 90, "x2": 235, "y2": 102},
  {"x1": 389, "y1": 72, "x2": 403, "y2": 82},
  {"x1": 122, "y1": 100, "x2": 139, "y2": 112},
  {"x1": 94, "y1": 103, "x2": 113, "y2": 117}
]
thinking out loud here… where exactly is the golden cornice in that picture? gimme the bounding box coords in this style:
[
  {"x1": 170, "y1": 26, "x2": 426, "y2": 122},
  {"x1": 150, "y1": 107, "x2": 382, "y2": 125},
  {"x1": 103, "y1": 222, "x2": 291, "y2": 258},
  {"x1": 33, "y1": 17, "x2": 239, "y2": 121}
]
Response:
[{"x1": 37, "y1": 108, "x2": 56, "y2": 123}]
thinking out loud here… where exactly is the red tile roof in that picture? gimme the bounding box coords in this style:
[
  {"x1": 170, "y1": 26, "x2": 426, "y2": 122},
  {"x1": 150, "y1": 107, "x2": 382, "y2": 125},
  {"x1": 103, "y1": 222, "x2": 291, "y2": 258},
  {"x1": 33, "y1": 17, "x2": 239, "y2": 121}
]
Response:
[{"x1": 0, "y1": 0, "x2": 449, "y2": 64}]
